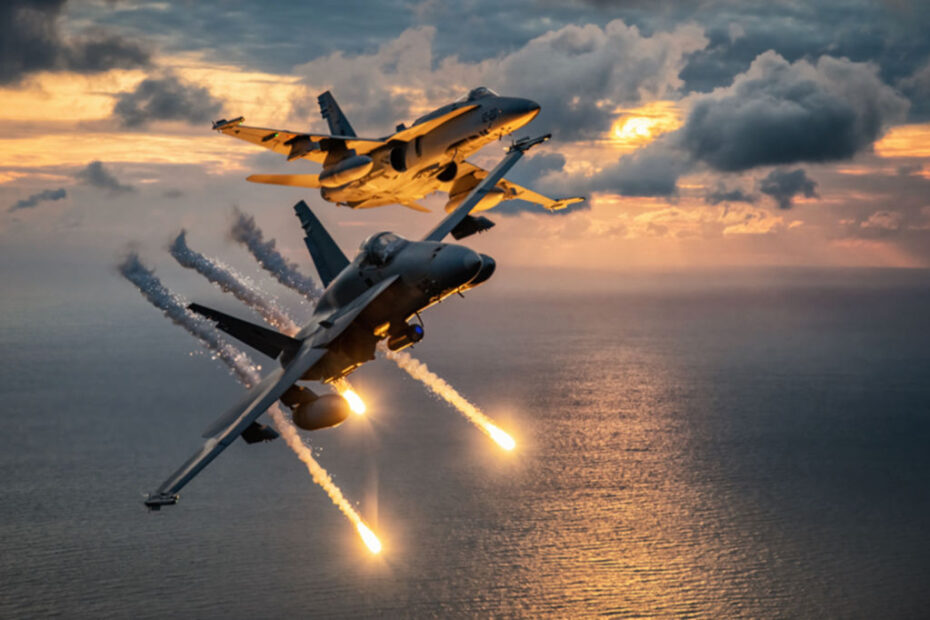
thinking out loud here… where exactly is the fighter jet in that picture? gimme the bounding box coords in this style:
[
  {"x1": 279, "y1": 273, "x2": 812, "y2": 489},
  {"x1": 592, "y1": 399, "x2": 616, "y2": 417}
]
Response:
[
  {"x1": 211, "y1": 87, "x2": 583, "y2": 214},
  {"x1": 143, "y1": 134, "x2": 552, "y2": 510}
]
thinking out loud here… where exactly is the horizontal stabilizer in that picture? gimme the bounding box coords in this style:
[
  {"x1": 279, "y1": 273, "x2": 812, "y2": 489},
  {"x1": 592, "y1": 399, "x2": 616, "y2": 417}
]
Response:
[
  {"x1": 247, "y1": 174, "x2": 321, "y2": 188},
  {"x1": 549, "y1": 197, "x2": 585, "y2": 211},
  {"x1": 293, "y1": 201, "x2": 349, "y2": 287},
  {"x1": 189, "y1": 303, "x2": 301, "y2": 360}
]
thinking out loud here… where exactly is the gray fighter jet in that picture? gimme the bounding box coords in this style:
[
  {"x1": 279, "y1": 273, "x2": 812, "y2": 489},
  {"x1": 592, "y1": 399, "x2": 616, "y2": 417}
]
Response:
[
  {"x1": 143, "y1": 134, "x2": 552, "y2": 510},
  {"x1": 212, "y1": 87, "x2": 583, "y2": 214}
]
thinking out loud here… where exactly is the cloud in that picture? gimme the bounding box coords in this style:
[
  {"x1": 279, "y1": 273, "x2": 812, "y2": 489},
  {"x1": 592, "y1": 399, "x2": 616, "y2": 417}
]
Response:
[
  {"x1": 594, "y1": 51, "x2": 909, "y2": 199},
  {"x1": 860, "y1": 210, "x2": 903, "y2": 231},
  {"x1": 758, "y1": 168, "x2": 818, "y2": 209},
  {"x1": 0, "y1": 0, "x2": 149, "y2": 84},
  {"x1": 680, "y1": 51, "x2": 909, "y2": 171},
  {"x1": 508, "y1": 152, "x2": 566, "y2": 184},
  {"x1": 75, "y1": 161, "x2": 134, "y2": 194},
  {"x1": 291, "y1": 21, "x2": 708, "y2": 140},
  {"x1": 705, "y1": 183, "x2": 755, "y2": 205},
  {"x1": 112, "y1": 73, "x2": 224, "y2": 128},
  {"x1": 8, "y1": 187, "x2": 67, "y2": 212},
  {"x1": 593, "y1": 143, "x2": 692, "y2": 197}
]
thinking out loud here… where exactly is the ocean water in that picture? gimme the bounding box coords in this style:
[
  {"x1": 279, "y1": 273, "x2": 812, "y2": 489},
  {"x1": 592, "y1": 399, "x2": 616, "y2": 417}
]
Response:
[{"x1": 1, "y1": 269, "x2": 929, "y2": 618}]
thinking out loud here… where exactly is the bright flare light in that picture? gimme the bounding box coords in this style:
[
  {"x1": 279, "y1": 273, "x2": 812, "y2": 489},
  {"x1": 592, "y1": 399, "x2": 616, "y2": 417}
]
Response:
[
  {"x1": 383, "y1": 346, "x2": 516, "y2": 452},
  {"x1": 333, "y1": 378, "x2": 366, "y2": 415},
  {"x1": 356, "y1": 522, "x2": 383, "y2": 554},
  {"x1": 342, "y1": 389, "x2": 366, "y2": 415},
  {"x1": 485, "y1": 423, "x2": 516, "y2": 451}
]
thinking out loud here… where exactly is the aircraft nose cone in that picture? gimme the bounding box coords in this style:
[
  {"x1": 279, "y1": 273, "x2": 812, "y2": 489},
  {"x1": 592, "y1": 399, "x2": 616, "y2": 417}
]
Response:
[
  {"x1": 519, "y1": 98, "x2": 541, "y2": 120},
  {"x1": 463, "y1": 251, "x2": 482, "y2": 277}
]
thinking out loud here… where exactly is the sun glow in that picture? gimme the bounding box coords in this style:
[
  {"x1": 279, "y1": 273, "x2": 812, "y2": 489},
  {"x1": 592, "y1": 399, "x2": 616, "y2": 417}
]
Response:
[{"x1": 609, "y1": 101, "x2": 683, "y2": 151}]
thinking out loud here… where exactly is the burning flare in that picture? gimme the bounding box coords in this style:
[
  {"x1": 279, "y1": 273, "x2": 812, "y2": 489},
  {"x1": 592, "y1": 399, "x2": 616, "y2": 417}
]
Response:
[
  {"x1": 356, "y1": 522, "x2": 383, "y2": 554},
  {"x1": 332, "y1": 377, "x2": 367, "y2": 415},
  {"x1": 383, "y1": 346, "x2": 516, "y2": 451}
]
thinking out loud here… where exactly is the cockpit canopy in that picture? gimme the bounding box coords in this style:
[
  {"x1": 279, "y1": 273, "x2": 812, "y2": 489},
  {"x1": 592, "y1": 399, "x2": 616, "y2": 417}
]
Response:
[
  {"x1": 359, "y1": 232, "x2": 407, "y2": 266},
  {"x1": 456, "y1": 86, "x2": 498, "y2": 102}
]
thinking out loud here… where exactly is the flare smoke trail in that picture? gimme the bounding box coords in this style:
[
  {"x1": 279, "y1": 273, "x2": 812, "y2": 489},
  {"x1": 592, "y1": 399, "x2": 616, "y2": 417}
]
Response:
[
  {"x1": 169, "y1": 230, "x2": 299, "y2": 335},
  {"x1": 117, "y1": 252, "x2": 260, "y2": 386},
  {"x1": 264, "y1": 404, "x2": 381, "y2": 552},
  {"x1": 230, "y1": 208, "x2": 323, "y2": 300},
  {"x1": 120, "y1": 251, "x2": 380, "y2": 552},
  {"x1": 383, "y1": 345, "x2": 516, "y2": 451}
]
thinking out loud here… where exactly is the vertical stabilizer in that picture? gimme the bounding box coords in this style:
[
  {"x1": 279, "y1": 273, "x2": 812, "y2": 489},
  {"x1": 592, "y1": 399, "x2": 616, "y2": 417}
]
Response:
[
  {"x1": 317, "y1": 91, "x2": 356, "y2": 137},
  {"x1": 294, "y1": 201, "x2": 350, "y2": 287}
]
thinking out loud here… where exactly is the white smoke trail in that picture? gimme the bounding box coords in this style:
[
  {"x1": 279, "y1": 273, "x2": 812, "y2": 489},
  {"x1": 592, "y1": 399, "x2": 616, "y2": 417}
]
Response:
[
  {"x1": 169, "y1": 230, "x2": 299, "y2": 335},
  {"x1": 118, "y1": 251, "x2": 260, "y2": 386},
  {"x1": 229, "y1": 208, "x2": 323, "y2": 300},
  {"x1": 382, "y1": 345, "x2": 516, "y2": 451},
  {"x1": 121, "y1": 251, "x2": 380, "y2": 551}
]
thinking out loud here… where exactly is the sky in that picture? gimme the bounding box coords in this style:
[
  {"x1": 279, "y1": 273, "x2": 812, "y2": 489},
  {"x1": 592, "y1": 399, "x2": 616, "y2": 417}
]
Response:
[{"x1": 3, "y1": 0, "x2": 930, "y2": 280}]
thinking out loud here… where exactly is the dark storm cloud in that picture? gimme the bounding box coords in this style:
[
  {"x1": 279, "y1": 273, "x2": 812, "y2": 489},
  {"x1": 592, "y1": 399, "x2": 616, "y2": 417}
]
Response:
[
  {"x1": 0, "y1": 0, "x2": 149, "y2": 84},
  {"x1": 680, "y1": 52, "x2": 908, "y2": 172},
  {"x1": 112, "y1": 74, "x2": 223, "y2": 128},
  {"x1": 593, "y1": 145, "x2": 691, "y2": 197},
  {"x1": 758, "y1": 168, "x2": 818, "y2": 209},
  {"x1": 509, "y1": 152, "x2": 566, "y2": 184},
  {"x1": 76, "y1": 161, "x2": 134, "y2": 194},
  {"x1": 595, "y1": 51, "x2": 909, "y2": 199},
  {"x1": 705, "y1": 184, "x2": 755, "y2": 205},
  {"x1": 8, "y1": 187, "x2": 67, "y2": 212},
  {"x1": 491, "y1": 20, "x2": 708, "y2": 140},
  {"x1": 289, "y1": 21, "x2": 707, "y2": 139}
]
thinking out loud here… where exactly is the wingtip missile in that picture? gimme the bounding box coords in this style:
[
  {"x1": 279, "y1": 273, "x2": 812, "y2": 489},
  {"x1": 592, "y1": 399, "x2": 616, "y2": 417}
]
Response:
[
  {"x1": 144, "y1": 492, "x2": 179, "y2": 511},
  {"x1": 212, "y1": 116, "x2": 245, "y2": 131},
  {"x1": 508, "y1": 133, "x2": 551, "y2": 153}
]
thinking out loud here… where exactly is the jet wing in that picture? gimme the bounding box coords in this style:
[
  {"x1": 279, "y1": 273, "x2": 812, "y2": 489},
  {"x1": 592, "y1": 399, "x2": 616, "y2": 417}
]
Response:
[
  {"x1": 212, "y1": 118, "x2": 385, "y2": 163},
  {"x1": 144, "y1": 341, "x2": 326, "y2": 508},
  {"x1": 456, "y1": 160, "x2": 585, "y2": 211},
  {"x1": 423, "y1": 135, "x2": 551, "y2": 242},
  {"x1": 144, "y1": 275, "x2": 401, "y2": 509},
  {"x1": 390, "y1": 105, "x2": 478, "y2": 143}
]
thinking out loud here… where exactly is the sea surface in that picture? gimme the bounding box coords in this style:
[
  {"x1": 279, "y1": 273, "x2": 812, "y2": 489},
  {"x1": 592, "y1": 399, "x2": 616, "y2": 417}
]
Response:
[{"x1": 1, "y1": 268, "x2": 929, "y2": 618}]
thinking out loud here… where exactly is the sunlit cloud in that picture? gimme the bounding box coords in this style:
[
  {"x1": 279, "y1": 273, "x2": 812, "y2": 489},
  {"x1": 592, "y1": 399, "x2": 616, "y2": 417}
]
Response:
[{"x1": 874, "y1": 124, "x2": 930, "y2": 158}]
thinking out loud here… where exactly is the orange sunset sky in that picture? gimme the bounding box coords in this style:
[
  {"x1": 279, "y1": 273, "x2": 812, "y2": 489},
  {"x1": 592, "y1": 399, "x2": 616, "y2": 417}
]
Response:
[{"x1": 3, "y1": 1, "x2": 930, "y2": 278}]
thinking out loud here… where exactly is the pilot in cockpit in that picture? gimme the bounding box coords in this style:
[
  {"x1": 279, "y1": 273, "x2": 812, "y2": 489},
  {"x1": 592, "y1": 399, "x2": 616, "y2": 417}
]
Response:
[{"x1": 359, "y1": 232, "x2": 407, "y2": 267}]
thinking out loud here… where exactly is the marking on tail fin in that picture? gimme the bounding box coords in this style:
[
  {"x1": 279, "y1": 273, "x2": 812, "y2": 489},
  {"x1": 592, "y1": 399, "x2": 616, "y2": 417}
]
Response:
[
  {"x1": 318, "y1": 91, "x2": 356, "y2": 138},
  {"x1": 294, "y1": 201, "x2": 350, "y2": 287}
]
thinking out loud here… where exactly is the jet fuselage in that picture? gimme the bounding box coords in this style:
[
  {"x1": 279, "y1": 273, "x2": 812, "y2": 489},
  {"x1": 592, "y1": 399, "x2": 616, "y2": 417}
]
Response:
[
  {"x1": 321, "y1": 91, "x2": 539, "y2": 209},
  {"x1": 295, "y1": 234, "x2": 494, "y2": 381}
]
